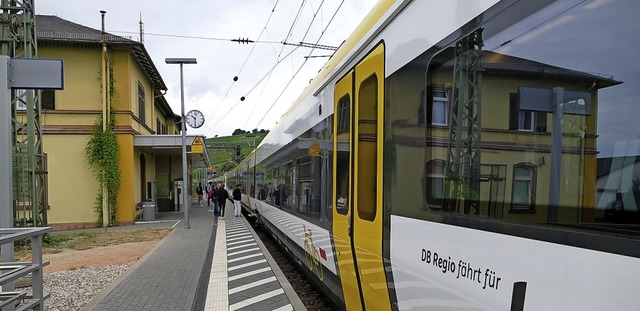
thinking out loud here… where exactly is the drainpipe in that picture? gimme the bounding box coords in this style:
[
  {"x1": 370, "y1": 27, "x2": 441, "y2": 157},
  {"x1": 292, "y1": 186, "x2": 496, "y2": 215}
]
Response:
[{"x1": 100, "y1": 10, "x2": 109, "y2": 227}]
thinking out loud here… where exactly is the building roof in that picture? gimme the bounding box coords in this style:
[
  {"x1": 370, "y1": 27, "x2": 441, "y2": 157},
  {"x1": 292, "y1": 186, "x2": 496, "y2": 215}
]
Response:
[
  {"x1": 35, "y1": 15, "x2": 176, "y2": 119},
  {"x1": 35, "y1": 15, "x2": 169, "y2": 95},
  {"x1": 431, "y1": 49, "x2": 622, "y2": 89}
]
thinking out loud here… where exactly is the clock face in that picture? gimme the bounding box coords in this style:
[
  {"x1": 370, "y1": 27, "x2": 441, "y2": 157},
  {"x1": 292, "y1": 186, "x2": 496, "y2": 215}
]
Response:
[{"x1": 186, "y1": 110, "x2": 205, "y2": 129}]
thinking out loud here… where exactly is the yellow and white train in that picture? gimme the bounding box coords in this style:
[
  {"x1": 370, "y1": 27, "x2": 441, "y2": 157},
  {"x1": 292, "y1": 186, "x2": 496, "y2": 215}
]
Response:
[{"x1": 225, "y1": 0, "x2": 640, "y2": 310}]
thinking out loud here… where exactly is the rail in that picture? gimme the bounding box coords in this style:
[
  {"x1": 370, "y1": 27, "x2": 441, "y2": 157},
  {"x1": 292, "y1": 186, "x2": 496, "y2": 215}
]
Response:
[{"x1": 0, "y1": 227, "x2": 51, "y2": 311}]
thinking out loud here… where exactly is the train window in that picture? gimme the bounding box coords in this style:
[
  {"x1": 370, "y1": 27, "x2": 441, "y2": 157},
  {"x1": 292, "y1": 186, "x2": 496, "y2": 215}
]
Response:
[
  {"x1": 335, "y1": 95, "x2": 351, "y2": 216},
  {"x1": 357, "y1": 75, "x2": 377, "y2": 222},
  {"x1": 384, "y1": 0, "x2": 640, "y2": 237},
  {"x1": 337, "y1": 95, "x2": 350, "y2": 133}
]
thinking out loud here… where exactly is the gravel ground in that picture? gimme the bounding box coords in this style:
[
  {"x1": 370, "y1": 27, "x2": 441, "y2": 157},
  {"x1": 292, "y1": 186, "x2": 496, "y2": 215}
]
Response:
[{"x1": 21, "y1": 263, "x2": 132, "y2": 311}]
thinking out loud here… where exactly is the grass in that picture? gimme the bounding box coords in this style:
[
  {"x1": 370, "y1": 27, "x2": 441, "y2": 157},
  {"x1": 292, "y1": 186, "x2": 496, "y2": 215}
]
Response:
[
  {"x1": 13, "y1": 228, "x2": 172, "y2": 259},
  {"x1": 205, "y1": 133, "x2": 267, "y2": 173}
]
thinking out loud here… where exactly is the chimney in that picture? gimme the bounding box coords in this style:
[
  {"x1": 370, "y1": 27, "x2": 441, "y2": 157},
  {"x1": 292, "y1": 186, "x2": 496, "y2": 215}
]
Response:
[
  {"x1": 139, "y1": 12, "x2": 144, "y2": 44},
  {"x1": 100, "y1": 10, "x2": 106, "y2": 34}
]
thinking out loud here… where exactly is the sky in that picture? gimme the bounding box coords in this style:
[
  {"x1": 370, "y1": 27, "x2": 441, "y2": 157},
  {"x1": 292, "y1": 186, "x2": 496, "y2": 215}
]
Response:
[{"x1": 37, "y1": 0, "x2": 379, "y2": 137}]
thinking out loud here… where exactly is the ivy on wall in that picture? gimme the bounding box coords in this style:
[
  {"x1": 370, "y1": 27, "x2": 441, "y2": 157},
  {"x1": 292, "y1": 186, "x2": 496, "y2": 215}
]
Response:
[{"x1": 85, "y1": 66, "x2": 120, "y2": 226}]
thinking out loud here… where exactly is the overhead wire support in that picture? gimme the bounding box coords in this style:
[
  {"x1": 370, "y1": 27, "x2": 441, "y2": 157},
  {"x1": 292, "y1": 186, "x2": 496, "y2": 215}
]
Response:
[{"x1": 284, "y1": 41, "x2": 337, "y2": 51}]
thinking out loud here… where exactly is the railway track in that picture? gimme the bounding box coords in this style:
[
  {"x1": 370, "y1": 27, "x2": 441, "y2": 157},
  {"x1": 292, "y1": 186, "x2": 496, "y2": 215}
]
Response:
[{"x1": 252, "y1": 220, "x2": 335, "y2": 311}]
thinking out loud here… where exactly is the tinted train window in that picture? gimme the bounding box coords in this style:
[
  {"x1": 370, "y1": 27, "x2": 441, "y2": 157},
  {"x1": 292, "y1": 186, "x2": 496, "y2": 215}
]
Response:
[
  {"x1": 388, "y1": 0, "x2": 640, "y2": 234},
  {"x1": 357, "y1": 75, "x2": 378, "y2": 222},
  {"x1": 436, "y1": 0, "x2": 640, "y2": 228}
]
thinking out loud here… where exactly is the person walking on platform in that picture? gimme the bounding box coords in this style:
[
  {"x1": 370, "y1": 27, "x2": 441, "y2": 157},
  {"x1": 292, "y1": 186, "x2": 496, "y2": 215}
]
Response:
[
  {"x1": 217, "y1": 183, "x2": 229, "y2": 218},
  {"x1": 196, "y1": 182, "x2": 204, "y2": 207},
  {"x1": 206, "y1": 181, "x2": 214, "y2": 206},
  {"x1": 232, "y1": 183, "x2": 242, "y2": 217}
]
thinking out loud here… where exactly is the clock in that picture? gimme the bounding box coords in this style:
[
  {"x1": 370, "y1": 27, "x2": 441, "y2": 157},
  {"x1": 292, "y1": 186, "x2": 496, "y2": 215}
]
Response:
[{"x1": 185, "y1": 109, "x2": 205, "y2": 129}]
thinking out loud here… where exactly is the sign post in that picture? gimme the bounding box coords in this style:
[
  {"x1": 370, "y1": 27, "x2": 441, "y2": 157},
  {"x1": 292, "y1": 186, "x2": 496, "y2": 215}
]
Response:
[
  {"x1": 0, "y1": 55, "x2": 64, "y2": 293},
  {"x1": 191, "y1": 136, "x2": 204, "y2": 154}
]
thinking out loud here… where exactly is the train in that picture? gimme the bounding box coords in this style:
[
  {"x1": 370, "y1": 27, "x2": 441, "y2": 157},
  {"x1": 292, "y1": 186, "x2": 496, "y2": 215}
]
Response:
[{"x1": 222, "y1": 0, "x2": 640, "y2": 310}]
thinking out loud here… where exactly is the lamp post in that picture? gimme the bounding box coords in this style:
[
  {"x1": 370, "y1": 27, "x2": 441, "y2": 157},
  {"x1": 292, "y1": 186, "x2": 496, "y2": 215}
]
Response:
[{"x1": 165, "y1": 57, "x2": 197, "y2": 229}]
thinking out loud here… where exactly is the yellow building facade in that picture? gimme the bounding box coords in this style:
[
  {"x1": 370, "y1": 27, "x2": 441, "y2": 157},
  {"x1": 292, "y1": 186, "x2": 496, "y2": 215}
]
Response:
[{"x1": 32, "y1": 15, "x2": 191, "y2": 230}]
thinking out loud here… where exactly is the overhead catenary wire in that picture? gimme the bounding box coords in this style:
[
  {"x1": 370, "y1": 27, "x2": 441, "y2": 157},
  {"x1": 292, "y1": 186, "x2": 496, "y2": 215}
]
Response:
[
  {"x1": 203, "y1": 0, "x2": 309, "y2": 136},
  {"x1": 200, "y1": 0, "x2": 283, "y2": 137},
  {"x1": 254, "y1": 0, "x2": 345, "y2": 129}
]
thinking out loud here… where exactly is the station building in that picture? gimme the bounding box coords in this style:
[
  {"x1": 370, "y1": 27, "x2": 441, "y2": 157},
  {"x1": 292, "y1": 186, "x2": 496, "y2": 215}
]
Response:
[{"x1": 22, "y1": 15, "x2": 209, "y2": 230}]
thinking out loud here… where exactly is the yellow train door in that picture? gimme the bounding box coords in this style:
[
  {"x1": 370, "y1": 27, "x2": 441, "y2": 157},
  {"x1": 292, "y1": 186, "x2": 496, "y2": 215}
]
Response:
[
  {"x1": 353, "y1": 43, "x2": 389, "y2": 311},
  {"x1": 333, "y1": 70, "x2": 363, "y2": 310},
  {"x1": 333, "y1": 43, "x2": 390, "y2": 311}
]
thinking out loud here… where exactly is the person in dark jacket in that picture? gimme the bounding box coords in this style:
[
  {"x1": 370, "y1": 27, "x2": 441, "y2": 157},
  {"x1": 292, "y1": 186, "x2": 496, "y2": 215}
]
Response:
[
  {"x1": 216, "y1": 184, "x2": 229, "y2": 218},
  {"x1": 232, "y1": 183, "x2": 243, "y2": 217}
]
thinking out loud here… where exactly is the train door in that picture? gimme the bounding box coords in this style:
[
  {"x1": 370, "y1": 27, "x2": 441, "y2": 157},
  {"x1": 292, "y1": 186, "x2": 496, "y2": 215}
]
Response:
[
  {"x1": 333, "y1": 70, "x2": 361, "y2": 310},
  {"x1": 353, "y1": 43, "x2": 389, "y2": 311},
  {"x1": 333, "y1": 43, "x2": 390, "y2": 311}
]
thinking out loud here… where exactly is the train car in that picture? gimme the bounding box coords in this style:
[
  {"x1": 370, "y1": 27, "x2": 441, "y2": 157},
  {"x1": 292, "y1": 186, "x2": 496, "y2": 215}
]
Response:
[{"x1": 224, "y1": 0, "x2": 640, "y2": 310}]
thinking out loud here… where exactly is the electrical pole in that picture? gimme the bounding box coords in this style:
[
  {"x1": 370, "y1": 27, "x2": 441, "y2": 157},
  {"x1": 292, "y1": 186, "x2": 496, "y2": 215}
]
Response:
[{"x1": 0, "y1": 0, "x2": 48, "y2": 227}]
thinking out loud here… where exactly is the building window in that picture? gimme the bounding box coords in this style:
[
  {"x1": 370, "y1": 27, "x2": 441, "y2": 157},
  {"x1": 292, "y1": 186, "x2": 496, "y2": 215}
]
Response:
[
  {"x1": 509, "y1": 93, "x2": 547, "y2": 132},
  {"x1": 337, "y1": 95, "x2": 350, "y2": 133},
  {"x1": 138, "y1": 82, "x2": 146, "y2": 124},
  {"x1": 424, "y1": 159, "x2": 446, "y2": 209},
  {"x1": 431, "y1": 87, "x2": 449, "y2": 126},
  {"x1": 41, "y1": 90, "x2": 55, "y2": 110},
  {"x1": 420, "y1": 86, "x2": 450, "y2": 126},
  {"x1": 511, "y1": 163, "x2": 537, "y2": 212}
]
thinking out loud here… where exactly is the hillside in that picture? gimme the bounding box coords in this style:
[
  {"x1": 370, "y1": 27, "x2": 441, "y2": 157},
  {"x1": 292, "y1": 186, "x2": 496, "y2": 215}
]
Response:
[{"x1": 205, "y1": 132, "x2": 267, "y2": 175}]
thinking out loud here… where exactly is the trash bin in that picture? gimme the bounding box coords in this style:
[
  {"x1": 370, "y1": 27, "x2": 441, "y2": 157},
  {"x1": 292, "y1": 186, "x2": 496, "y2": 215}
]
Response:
[{"x1": 142, "y1": 201, "x2": 156, "y2": 221}]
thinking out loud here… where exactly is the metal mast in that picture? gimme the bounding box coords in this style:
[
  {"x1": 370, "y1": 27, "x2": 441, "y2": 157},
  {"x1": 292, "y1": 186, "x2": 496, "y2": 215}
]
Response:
[
  {"x1": 0, "y1": 0, "x2": 48, "y2": 226},
  {"x1": 445, "y1": 29, "x2": 483, "y2": 215}
]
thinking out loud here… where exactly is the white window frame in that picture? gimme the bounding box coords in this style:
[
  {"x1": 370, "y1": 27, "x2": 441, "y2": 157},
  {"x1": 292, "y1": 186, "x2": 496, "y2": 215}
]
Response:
[
  {"x1": 432, "y1": 88, "x2": 449, "y2": 126},
  {"x1": 518, "y1": 110, "x2": 534, "y2": 131}
]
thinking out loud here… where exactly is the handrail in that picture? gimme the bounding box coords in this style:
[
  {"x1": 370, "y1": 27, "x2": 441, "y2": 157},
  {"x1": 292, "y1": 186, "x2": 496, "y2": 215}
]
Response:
[{"x1": 0, "y1": 227, "x2": 51, "y2": 311}]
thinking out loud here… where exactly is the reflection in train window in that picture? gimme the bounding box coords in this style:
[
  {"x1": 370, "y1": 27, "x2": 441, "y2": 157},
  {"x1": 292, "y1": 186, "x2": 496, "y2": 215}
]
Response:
[
  {"x1": 337, "y1": 95, "x2": 350, "y2": 133},
  {"x1": 510, "y1": 164, "x2": 537, "y2": 213},
  {"x1": 423, "y1": 160, "x2": 446, "y2": 209},
  {"x1": 430, "y1": 87, "x2": 449, "y2": 126},
  {"x1": 387, "y1": 0, "x2": 640, "y2": 234}
]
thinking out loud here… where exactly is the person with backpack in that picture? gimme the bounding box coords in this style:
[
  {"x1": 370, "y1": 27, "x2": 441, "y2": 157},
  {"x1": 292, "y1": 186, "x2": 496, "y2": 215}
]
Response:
[
  {"x1": 196, "y1": 182, "x2": 204, "y2": 207},
  {"x1": 216, "y1": 183, "x2": 229, "y2": 218},
  {"x1": 232, "y1": 183, "x2": 243, "y2": 217}
]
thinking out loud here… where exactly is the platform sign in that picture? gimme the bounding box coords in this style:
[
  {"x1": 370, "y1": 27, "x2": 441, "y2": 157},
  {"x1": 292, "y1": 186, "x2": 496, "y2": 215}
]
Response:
[
  {"x1": 10, "y1": 58, "x2": 64, "y2": 90},
  {"x1": 191, "y1": 136, "x2": 204, "y2": 154},
  {"x1": 518, "y1": 86, "x2": 591, "y2": 115}
]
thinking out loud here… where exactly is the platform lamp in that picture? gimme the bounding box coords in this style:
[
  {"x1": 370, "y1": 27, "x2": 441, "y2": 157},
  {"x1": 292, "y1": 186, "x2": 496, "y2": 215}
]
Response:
[{"x1": 165, "y1": 57, "x2": 197, "y2": 229}]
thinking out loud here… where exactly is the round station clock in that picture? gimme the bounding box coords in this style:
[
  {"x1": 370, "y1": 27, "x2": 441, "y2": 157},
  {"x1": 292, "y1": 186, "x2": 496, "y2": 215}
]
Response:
[{"x1": 186, "y1": 109, "x2": 205, "y2": 129}]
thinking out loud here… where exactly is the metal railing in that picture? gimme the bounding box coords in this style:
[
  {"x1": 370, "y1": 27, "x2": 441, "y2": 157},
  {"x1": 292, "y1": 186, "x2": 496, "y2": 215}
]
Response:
[{"x1": 0, "y1": 227, "x2": 50, "y2": 311}]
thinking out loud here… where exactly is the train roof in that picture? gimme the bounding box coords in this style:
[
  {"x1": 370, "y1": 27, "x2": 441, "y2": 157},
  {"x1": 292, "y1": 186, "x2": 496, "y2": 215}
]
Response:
[{"x1": 251, "y1": 0, "x2": 394, "y2": 156}]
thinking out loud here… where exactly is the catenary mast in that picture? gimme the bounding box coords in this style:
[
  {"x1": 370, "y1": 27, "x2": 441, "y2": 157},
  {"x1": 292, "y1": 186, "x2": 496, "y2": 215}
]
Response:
[{"x1": 0, "y1": 0, "x2": 48, "y2": 227}]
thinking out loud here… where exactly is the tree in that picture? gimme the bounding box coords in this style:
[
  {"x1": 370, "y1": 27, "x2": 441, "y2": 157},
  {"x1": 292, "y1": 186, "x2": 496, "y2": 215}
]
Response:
[
  {"x1": 232, "y1": 128, "x2": 246, "y2": 136},
  {"x1": 252, "y1": 128, "x2": 258, "y2": 134}
]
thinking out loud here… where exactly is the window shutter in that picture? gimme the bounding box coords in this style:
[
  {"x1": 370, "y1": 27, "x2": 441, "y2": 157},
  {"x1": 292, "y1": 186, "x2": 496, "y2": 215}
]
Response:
[
  {"x1": 509, "y1": 93, "x2": 518, "y2": 130},
  {"x1": 41, "y1": 90, "x2": 55, "y2": 110}
]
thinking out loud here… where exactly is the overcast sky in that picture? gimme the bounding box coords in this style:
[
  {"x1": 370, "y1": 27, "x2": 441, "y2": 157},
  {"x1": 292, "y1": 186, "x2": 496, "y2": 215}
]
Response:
[{"x1": 37, "y1": 0, "x2": 379, "y2": 137}]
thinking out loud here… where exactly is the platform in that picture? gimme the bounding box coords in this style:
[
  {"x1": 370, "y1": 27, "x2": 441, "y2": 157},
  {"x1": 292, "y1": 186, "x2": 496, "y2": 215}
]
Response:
[{"x1": 82, "y1": 200, "x2": 306, "y2": 311}]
